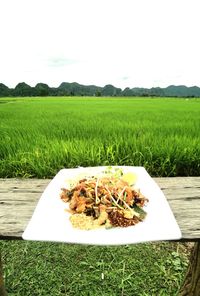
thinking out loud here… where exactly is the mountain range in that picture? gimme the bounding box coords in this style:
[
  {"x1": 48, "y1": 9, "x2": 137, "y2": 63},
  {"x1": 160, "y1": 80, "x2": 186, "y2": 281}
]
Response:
[{"x1": 1, "y1": 82, "x2": 200, "y2": 97}]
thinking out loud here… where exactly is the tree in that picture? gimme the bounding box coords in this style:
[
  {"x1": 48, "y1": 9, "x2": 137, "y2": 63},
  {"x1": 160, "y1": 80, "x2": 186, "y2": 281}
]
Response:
[
  {"x1": 13, "y1": 82, "x2": 33, "y2": 96},
  {"x1": 122, "y1": 87, "x2": 134, "y2": 96},
  {"x1": 179, "y1": 242, "x2": 200, "y2": 295},
  {"x1": 34, "y1": 83, "x2": 50, "y2": 96},
  {"x1": 95, "y1": 90, "x2": 101, "y2": 97},
  {"x1": 0, "y1": 83, "x2": 9, "y2": 97},
  {"x1": 102, "y1": 84, "x2": 122, "y2": 96},
  {"x1": 0, "y1": 254, "x2": 7, "y2": 296}
]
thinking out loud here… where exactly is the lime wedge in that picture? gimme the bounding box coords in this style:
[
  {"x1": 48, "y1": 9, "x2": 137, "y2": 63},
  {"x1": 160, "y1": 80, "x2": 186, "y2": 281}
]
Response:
[{"x1": 121, "y1": 172, "x2": 137, "y2": 185}]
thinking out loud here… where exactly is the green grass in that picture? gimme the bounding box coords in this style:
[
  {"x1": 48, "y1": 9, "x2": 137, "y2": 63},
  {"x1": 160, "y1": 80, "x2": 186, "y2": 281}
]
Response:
[
  {"x1": 0, "y1": 97, "x2": 200, "y2": 178},
  {"x1": 0, "y1": 241, "x2": 189, "y2": 296},
  {"x1": 0, "y1": 96, "x2": 198, "y2": 295}
]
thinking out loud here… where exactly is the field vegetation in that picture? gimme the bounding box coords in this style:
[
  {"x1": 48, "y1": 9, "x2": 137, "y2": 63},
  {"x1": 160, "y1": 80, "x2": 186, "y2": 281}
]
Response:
[
  {"x1": 0, "y1": 241, "x2": 189, "y2": 296},
  {"x1": 0, "y1": 96, "x2": 199, "y2": 295},
  {"x1": 0, "y1": 97, "x2": 200, "y2": 178}
]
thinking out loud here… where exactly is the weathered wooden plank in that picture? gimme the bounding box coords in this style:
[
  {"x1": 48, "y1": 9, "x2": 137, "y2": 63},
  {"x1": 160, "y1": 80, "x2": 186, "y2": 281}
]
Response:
[
  {"x1": 0, "y1": 177, "x2": 200, "y2": 240},
  {"x1": 156, "y1": 178, "x2": 200, "y2": 241},
  {"x1": 155, "y1": 177, "x2": 200, "y2": 188},
  {"x1": 0, "y1": 179, "x2": 49, "y2": 239}
]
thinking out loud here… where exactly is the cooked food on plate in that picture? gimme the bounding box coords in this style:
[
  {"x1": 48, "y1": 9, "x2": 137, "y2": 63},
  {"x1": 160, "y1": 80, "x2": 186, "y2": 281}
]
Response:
[{"x1": 60, "y1": 168, "x2": 148, "y2": 230}]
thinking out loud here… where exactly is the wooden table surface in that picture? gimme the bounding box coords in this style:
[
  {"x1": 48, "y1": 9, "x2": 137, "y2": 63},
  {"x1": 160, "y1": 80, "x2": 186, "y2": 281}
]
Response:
[{"x1": 0, "y1": 177, "x2": 200, "y2": 240}]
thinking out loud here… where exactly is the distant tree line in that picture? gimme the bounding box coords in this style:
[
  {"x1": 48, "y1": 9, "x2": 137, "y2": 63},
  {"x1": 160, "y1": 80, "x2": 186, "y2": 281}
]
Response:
[{"x1": 1, "y1": 81, "x2": 200, "y2": 97}]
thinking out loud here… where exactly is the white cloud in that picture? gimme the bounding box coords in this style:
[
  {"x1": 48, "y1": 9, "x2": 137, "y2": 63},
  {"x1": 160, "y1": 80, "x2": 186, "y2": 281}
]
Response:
[{"x1": 1, "y1": 0, "x2": 200, "y2": 88}]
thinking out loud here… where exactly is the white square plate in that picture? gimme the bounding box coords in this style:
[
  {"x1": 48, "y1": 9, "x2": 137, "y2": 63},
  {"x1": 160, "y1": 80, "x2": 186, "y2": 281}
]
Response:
[{"x1": 22, "y1": 166, "x2": 181, "y2": 245}]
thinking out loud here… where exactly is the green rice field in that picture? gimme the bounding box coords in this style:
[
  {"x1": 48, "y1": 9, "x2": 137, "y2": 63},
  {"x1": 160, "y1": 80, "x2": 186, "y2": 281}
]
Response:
[
  {"x1": 0, "y1": 96, "x2": 200, "y2": 178},
  {"x1": 0, "y1": 96, "x2": 199, "y2": 295}
]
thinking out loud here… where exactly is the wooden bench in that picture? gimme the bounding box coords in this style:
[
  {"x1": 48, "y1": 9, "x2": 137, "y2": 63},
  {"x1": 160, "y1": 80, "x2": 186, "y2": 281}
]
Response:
[{"x1": 0, "y1": 177, "x2": 200, "y2": 295}]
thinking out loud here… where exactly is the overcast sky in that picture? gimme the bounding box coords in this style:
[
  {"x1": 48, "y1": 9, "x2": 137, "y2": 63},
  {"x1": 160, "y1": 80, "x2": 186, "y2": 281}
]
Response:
[{"x1": 1, "y1": 0, "x2": 200, "y2": 89}]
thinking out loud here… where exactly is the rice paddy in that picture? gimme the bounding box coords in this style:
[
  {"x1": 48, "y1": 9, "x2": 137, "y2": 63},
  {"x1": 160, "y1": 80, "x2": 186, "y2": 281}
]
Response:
[{"x1": 0, "y1": 96, "x2": 200, "y2": 178}]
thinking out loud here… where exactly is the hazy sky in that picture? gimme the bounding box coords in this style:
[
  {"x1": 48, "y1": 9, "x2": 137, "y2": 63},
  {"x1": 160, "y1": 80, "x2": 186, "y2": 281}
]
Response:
[{"x1": 1, "y1": 0, "x2": 200, "y2": 89}]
